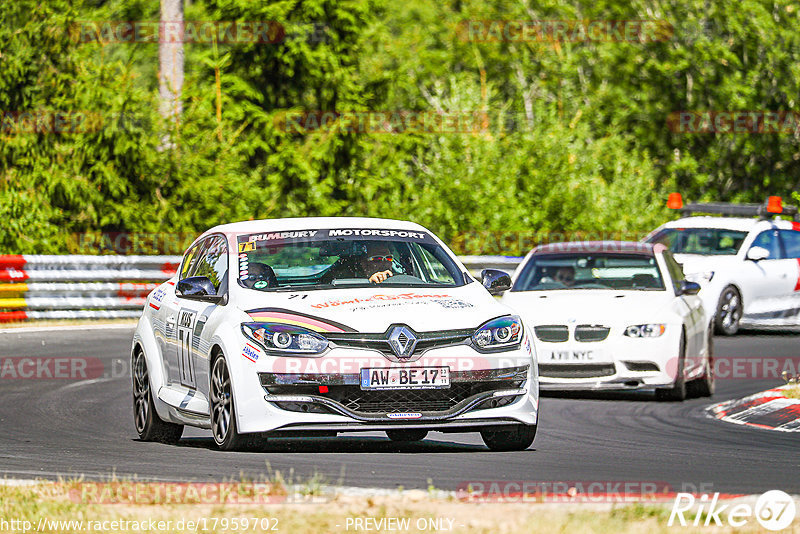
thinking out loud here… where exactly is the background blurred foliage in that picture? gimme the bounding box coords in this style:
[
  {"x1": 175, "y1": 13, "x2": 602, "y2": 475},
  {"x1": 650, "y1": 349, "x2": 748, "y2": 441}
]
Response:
[{"x1": 0, "y1": 0, "x2": 798, "y2": 254}]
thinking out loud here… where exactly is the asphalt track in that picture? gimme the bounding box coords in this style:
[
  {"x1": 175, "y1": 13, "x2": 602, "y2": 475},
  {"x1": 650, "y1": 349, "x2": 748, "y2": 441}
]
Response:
[{"x1": 0, "y1": 325, "x2": 797, "y2": 494}]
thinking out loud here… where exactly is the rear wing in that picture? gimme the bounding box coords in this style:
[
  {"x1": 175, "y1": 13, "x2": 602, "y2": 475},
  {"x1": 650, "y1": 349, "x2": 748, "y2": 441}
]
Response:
[{"x1": 667, "y1": 194, "x2": 798, "y2": 220}]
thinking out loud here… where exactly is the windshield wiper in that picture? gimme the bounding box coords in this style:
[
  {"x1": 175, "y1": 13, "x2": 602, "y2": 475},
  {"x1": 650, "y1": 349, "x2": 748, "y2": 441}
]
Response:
[{"x1": 271, "y1": 284, "x2": 335, "y2": 292}]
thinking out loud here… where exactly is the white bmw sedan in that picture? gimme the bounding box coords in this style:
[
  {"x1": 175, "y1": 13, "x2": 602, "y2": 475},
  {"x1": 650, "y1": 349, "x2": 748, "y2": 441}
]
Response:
[
  {"x1": 132, "y1": 218, "x2": 538, "y2": 451},
  {"x1": 501, "y1": 241, "x2": 713, "y2": 400}
]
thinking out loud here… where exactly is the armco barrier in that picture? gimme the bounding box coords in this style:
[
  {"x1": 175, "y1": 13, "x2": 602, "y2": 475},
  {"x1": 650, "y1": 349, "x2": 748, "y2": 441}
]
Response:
[{"x1": 0, "y1": 255, "x2": 522, "y2": 322}]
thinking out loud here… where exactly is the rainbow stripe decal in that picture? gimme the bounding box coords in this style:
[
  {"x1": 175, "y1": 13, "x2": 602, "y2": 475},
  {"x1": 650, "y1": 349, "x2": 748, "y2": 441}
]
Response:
[{"x1": 246, "y1": 308, "x2": 355, "y2": 333}]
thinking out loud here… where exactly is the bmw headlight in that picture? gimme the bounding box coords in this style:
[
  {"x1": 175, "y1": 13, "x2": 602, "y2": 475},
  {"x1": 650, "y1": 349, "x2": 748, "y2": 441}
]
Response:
[
  {"x1": 624, "y1": 324, "x2": 666, "y2": 338},
  {"x1": 685, "y1": 271, "x2": 714, "y2": 284},
  {"x1": 472, "y1": 315, "x2": 523, "y2": 352},
  {"x1": 242, "y1": 322, "x2": 329, "y2": 355}
]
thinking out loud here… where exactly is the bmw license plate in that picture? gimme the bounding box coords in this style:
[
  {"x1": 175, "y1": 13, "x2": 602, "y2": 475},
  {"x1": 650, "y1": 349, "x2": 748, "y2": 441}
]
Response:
[
  {"x1": 547, "y1": 350, "x2": 603, "y2": 362},
  {"x1": 360, "y1": 367, "x2": 450, "y2": 390}
]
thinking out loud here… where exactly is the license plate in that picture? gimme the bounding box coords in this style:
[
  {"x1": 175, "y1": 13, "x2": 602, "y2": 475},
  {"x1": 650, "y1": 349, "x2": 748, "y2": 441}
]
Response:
[
  {"x1": 360, "y1": 367, "x2": 450, "y2": 390},
  {"x1": 547, "y1": 350, "x2": 604, "y2": 362}
]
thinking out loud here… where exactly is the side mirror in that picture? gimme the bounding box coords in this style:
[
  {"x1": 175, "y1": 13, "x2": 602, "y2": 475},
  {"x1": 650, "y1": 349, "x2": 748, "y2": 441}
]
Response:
[
  {"x1": 176, "y1": 276, "x2": 223, "y2": 303},
  {"x1": 677, "y1": 280, "x2": 701, "y2": 296},
  {"x1": 481, "y1": 269, "x2": 512, "y2": 295},
  {"x1": 746, "y1": 246, "x2": 769, "y2": 261}
]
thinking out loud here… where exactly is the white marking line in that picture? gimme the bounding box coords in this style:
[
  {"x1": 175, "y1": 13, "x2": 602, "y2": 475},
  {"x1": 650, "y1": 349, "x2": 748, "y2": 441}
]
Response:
[
  {"x1": 0, "y1": 323, "x2": 136, "y2": 334},
  {"x1": 57, "y1": 377, "x2": 119, "y2": 392}
]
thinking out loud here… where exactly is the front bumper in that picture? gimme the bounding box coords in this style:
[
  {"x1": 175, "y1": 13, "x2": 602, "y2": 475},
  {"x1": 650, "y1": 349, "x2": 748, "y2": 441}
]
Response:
[
  {"x1": 534, "y1": 332, "x2": 679, "y2": 392},
  {"x1": 234, "y1": 344, "x2": 539, "y2": 434}
]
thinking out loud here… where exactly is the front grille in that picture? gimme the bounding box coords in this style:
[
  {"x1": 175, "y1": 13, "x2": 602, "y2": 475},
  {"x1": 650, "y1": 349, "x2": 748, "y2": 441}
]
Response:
[
  {"x1": 534, "y1": 325, "x2": 569, "y2": 343},
  {"x1": 325, "y1": 328, "x2": 472, "y2": 357},
  {"x1": 264, "y1": 379, "x2": 525, "y2": 415},
  {"x1": 574, "y1": 325, "x2": 610, "y2": 342},
  {"x1": 539, "y1": 363, "x2": 615, "y2": 378},
  {"x1": 342, "y1": 386, "x2": 469, "y2": 412},
  {"x1": 623, "y1": 361, "x2": 660, "y2": 372}
]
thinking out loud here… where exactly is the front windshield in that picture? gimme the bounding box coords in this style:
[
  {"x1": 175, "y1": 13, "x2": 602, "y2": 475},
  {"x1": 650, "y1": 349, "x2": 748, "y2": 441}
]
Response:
[
  {"x1": 646, "y1": 227, "x2": 747, "y2": 255},
  {"x1": 512, "y1": 253, "x2": 665, "y2": 291},
  {"x1": 236, "y1": 228, "x2": 464, "y2": 291}
]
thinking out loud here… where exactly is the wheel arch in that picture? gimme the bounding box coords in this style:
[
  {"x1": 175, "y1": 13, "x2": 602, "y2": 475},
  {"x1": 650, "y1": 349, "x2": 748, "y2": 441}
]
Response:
[{"x1": 131, "y1": 320, "x2": 173, "y2": 423}]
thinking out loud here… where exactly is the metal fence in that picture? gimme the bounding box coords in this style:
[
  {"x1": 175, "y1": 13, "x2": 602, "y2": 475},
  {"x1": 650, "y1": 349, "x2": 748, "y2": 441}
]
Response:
[{"x1": 0, "y1": 255, "x2": 522, "y2": 322}]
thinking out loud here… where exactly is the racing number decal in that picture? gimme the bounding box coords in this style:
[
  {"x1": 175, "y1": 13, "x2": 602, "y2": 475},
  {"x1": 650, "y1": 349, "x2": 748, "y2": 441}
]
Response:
[{"x1": 177, "y1": 309, "x2": 197, "y2": 388}]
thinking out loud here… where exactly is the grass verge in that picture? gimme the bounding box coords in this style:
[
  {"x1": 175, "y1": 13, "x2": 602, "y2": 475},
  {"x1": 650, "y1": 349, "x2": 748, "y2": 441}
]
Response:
[{"x1": 0, "y1": 481, "x2": 779, "y2": 533}]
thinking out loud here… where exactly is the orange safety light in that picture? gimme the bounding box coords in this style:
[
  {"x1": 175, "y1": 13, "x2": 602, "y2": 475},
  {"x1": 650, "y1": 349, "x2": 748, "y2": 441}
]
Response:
[
  {"x1": 667, "y1": 193, "x2": 683, "y2": 210},
  {"x1": 767, "y1": 196, "x2": 783, "y2": 214}
]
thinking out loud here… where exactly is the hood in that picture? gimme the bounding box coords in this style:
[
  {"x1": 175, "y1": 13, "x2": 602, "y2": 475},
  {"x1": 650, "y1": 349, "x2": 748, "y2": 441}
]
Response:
[
  {"x1": 501, "y1": 290, "x2": 675, "y2": 327},
  {"x1": 235, "y1": 283, "x2": 510, "y2": 333},
  {"x1": 673, "y1": 254, "x2": 741, "y2": 275}
]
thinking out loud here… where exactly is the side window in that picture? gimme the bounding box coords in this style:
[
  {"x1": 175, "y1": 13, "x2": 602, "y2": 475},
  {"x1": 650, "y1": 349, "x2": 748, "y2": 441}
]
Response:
[
  {"x1": 779, "y1": 230, "x2": 800, "y2": 259},
  {"x1": 179, "y1": 241, "x2": 204, "y2": 279},
  {"x1": 411, "y1": 243, "x2": 456, "y2": 284},
  {"x1": 192, "y1": 235, "x2": 228, "y2": 293},
  {"x1": 662, "y1": 252, "x2": 685, "y2": 293},
  {"x1": 750, "y1": 230, "x2": 782, "y2": 260}
]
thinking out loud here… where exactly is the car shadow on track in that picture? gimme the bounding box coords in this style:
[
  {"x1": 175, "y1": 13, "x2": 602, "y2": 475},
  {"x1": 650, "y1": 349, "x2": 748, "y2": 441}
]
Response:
[
  {"x1": 162, "y1": 436, "x2": 511, "y2": 454},
  {"x1": 541, "y1": 390, "x2": 657, "y2": 402},
  {"x1": 541, "y1": 384, "x2": 712, "y2": 402}
]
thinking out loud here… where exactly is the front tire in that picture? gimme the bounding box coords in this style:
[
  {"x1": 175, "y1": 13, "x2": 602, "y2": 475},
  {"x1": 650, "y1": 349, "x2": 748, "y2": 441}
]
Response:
[
  {"x1": 132, "y1": 349, "x2": 183, "y2": 443},
  {"x1": 210, "y1": 353, "x2": 251, "y2": 451},
  {"x1": 715, "y1": 286, "x2": 742, "y2": 336},
  {"x1": 480, "y1": 424, "x2": 537, "y2": 451},
  {"x1": 386, "y1": 429, "x2": 428, "y2": 442},
  {"x1": 656, "y1": 332, "x2": 687, "y2": 402}
]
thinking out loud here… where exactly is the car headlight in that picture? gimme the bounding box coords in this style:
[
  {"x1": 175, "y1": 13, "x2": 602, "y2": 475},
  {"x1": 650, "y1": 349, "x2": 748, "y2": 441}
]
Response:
[
  {"x1": 624, "y1": 324, "x2": 666, "y2": 338},
  {"x1": 472, "y1": 315, "x2": 523, "y2": 352},
  {"x1": 685, "y1": 271, "x2": 714, "y2": 284},
  {"x1": 242, "y1": 322, "x2": 329, "y2": 355}
]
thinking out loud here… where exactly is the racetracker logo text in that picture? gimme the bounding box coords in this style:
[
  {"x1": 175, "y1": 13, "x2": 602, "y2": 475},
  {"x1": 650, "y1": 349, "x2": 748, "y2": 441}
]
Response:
[{"x1": 0, "y1": 357, "x2": 104, "y2": 380}]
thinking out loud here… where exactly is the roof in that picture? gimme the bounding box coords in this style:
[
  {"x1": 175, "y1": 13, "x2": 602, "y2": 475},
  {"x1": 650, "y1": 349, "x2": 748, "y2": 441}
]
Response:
[
  {"x1": 201, "y1": 217, "x2": 432, "y2": 236},
  {"x1": 531, "y1": 241, "x2": 656, "y2": 256},
  {"x1": 659, "y1": 216, "x2": 786, "y2": 232}
]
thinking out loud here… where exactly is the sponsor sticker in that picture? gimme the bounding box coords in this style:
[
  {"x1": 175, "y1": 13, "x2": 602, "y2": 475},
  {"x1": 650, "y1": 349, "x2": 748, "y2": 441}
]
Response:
[
  {"x1": 386, "y1": 412, "x2": 423, "y2": 419},
  {"x1": 237, "y1": 228, "x2": 435, "y2": 247},
  {"x1": 242, "y1": 343, "x2": 261, "y2": 363},
  {"x1": 149, "y1": 286, "x2": 166, "y2": 310},
  {"x1": 311, "y1": 293, "x2": 451, "y2": 309}
]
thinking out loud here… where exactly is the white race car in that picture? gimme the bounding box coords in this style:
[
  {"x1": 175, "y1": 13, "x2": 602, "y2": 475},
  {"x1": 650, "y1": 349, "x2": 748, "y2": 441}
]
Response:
[
  {"x1": 500, "y1": 241, "x2": 713, "y2": 400},
  {"x1": 645, "y1": 195, "x2": 800, "y2": 335},
  {"x1": 132, "y1": 218, "x2": 538, "y2": 451}
]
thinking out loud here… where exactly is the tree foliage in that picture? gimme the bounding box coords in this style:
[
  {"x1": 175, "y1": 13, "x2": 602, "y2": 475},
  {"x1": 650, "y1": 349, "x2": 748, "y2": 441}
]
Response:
[{"x1": 1, "y1": 0, "x2": 797, "y2": 254}]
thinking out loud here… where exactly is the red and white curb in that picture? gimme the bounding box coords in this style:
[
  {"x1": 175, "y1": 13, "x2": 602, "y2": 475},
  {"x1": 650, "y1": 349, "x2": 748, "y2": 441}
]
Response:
[{"x1": 707, "y1": 386, "x2": 800, "y2": 431}]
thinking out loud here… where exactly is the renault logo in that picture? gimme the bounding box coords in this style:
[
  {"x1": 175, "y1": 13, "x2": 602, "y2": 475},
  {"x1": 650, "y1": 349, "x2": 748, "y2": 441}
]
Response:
[{"x1": 388, "y1": 326, "x2": 417, "y2": 358}]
